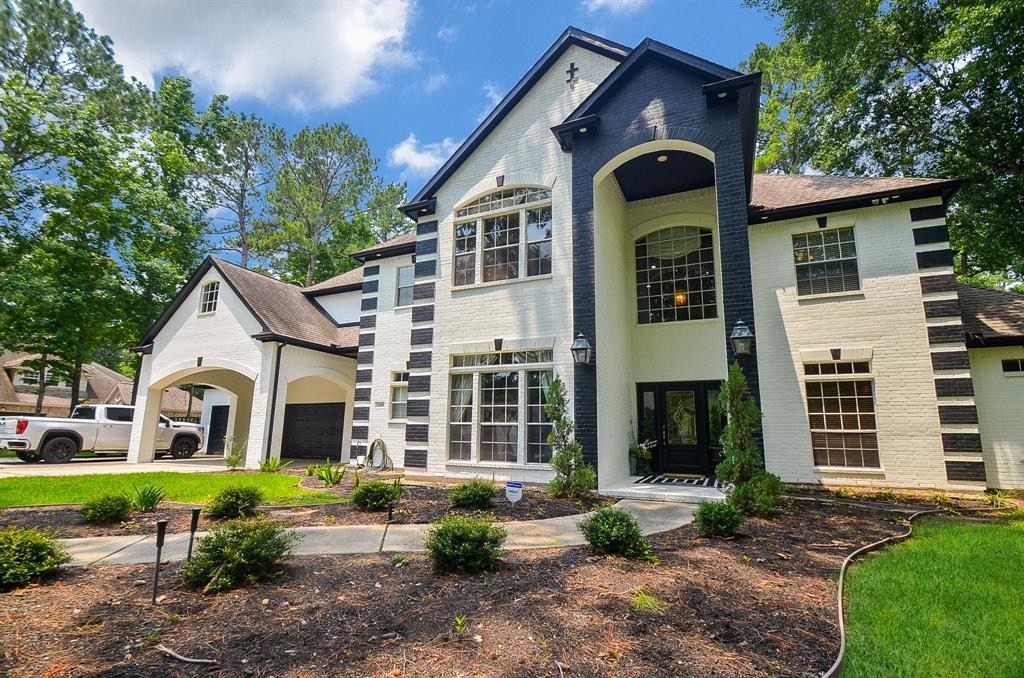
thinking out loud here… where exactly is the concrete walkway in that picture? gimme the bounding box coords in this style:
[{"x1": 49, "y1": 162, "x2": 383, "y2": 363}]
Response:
[{"x1": 61, "y1": 499, "x2": 695, "y2": 567}]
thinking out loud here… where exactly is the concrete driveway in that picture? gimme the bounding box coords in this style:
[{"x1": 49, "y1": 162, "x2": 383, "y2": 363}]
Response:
[{"x1": 0, "y1": 455, "x2": 227, "y2": 478}]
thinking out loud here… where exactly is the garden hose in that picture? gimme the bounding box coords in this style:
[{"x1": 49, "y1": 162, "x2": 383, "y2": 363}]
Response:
[{"x1": 367, "y1": 438, "x2": 393, "y2": 472}]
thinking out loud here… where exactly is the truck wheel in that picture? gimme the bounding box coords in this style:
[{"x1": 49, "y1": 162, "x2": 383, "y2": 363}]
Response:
[
  {"x1": 15, "y1": 450, "x2": 40, "y2": 463},
  {"x1": 41, "y1": 436, "x2": 78, "y2": 464},
  {"x1": 170, "y1": 436, "x2": 198, "y2": 459}
]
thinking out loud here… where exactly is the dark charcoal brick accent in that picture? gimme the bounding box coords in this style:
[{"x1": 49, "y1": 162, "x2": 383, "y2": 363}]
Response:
[
  {"x1": 350, "y1": 443, "x2": 367, "y2": 458},
  {"x1": 360, "y1": 314, "x2": 377, "y2": 329},
  {"x1": 354, "y1": 387, "x2": 371, "y2": 403},
  {"x1": 913, "y1": 224, "x2": 950, "y2": 245},
  {"x1": 924, "y1": 299, "x2": 961, "y2": 319},
  {"x1": 361, "y1": 279, "x2": 379, "y2": 294},
  {"x1": 352, "y1": 407, "x2": 369, "y2": 421},
  {"x1": 358, "y1": 332, "x2": 375, "y2": 347},
  {"x1": 405, "y1": 424, "x2": 429, "y2": 443},
  {"x1": 405, "y1": 449, "x2": 428, "y2": 468},
  {"x1": 361, "y1": 297, "x2": 378, "y2": 311},
  {"x1": 417, "y1": 220, "x2": 438, "y2": 236},
  {"x1": 910, "y1": 204, "x2": 946, "y2": 222},
  {"x1": 920, "y1": 274, "x2": 957, "y2": 294},
  {"x1": 410, "y1": 327, "x2": 433, "y2": 346},
  {"x1": 357, "y1": 351, "x2": 374, "y2": 365},
  {"x1": 917, "y1": 249, "x2": 955, "y2": 269},
  {"x1": 408, "y1": 351, "x2": 432, "y2": 369},
  {"x1": 412, "y1": 305, "x2": 435, "y2": 323},
  {"x1": 406, "y1": 399, "x2": 430, "y2": 417},
  {"x1": 945, "y1": 460, "x2": 986, "y2": 482},
  {"x1": 415, "y1": 259, "x2": 437, "y2": 278},
  {"x1": 830, "y1": 348, "x2": 842, "y2": 360},
  {"x1": 363, "y1": 265, "x2": 380, "y2": 276},
  {"x1": 413, "y1": 282, "x2": 435, "y2": 301},
  {"x1": 928, "y1": 325, "x2": 965, "y2": 345},
  {"x1": 415, "y1": 238, "x2": 438, "y2": 255},
  {"x1": 355, "y1": 369, "x2": 373, "y2": 384},
  {"x1": 932, "y1": 350, "x2": 970, "y2": 370},
  {"x1": 351, "y1": 425, "x2": 369, "y2": 440},
  {"x1": 938, "y1": 405, "x2": 979, "y2": 424},
  {"x1": 409, "y1": 374, "x2": 431, "y2": 393},
  {"x1": 942, "y1": 432, "x2": 983, "y2": 453},
  {"x1": 935, "y1": 378, "x2": 975, "y2": 397}
]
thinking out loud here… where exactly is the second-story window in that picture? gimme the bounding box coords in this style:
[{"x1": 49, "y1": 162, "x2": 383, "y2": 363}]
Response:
[
  {"x1": 199, "y1": 281, "x2": 220, "y2": 315},
  {"x1": 793, "y1": 227, "x2": 860, "y2": 296},
  {"x1": 396, "y1": 266, "x2": 414, "y2": 307},
  {"x1": 453, "y1": 186, "x2": 552, "y2": 286},
  {"x1": 390, "y1": 371, "x2": 409, "y2": 419}
]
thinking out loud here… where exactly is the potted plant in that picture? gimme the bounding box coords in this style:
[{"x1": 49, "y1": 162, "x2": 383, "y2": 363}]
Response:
[{"x1": 628, "y1": 419, "x2": 656, "y2": 476}]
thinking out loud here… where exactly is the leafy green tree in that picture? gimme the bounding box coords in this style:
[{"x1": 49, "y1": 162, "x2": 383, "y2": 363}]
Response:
[
  {"x1": 746, "y1": 0, "x2": 1024, "y2": 282},
  {"x1": 544, "y1": 375, "x2": 597, "y2": 499}
]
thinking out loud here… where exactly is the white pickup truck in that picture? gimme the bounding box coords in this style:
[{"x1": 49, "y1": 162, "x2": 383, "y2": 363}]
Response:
[{"x1": 0, "y1": 404, "x2": 205, "y2": 464}]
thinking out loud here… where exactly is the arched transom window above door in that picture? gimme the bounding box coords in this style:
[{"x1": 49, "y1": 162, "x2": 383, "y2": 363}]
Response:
[
  {"x1": 635, "y1": 225, "x2": 717, "y2": 324},
  {"x1": 453, "y1": 187, "x2": 552, "y2": 286}
]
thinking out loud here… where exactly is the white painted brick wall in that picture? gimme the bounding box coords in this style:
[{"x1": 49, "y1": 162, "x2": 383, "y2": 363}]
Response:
[{"x1": 970, "y1": 346, "x2": 1024, "y2": 489}]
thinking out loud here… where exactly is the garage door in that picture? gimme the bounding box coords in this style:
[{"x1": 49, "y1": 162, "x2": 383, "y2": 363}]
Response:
[
  {"x1": 207, "y1": 405, "x2": 229, "y2": 454},
  {"x1": 280, "y1": 402, "x2": 346, "y2": 461}
]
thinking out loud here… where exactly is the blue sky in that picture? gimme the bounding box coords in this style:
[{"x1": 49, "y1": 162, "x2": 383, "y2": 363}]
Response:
[{"x1": 74, "y1": 0, "x2": 779, "y2": 196}]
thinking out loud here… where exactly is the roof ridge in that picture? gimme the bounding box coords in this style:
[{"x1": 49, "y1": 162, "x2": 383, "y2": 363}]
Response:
[{"x1": 211, "y1": 256, "x2": 303, "y2": 290}]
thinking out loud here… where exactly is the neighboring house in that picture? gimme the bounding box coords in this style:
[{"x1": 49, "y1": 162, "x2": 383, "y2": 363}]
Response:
[
  {"x1": 127, "y1": 27, "x2": 1024, "y2": 491},
  {"x1": 0, "y1": 352, "x2": 200, "y2": 418}
]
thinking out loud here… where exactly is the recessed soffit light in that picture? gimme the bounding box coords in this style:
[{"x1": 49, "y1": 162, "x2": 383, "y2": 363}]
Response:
[{"x1": 657, "y1": 155, "x2": 668, "y2": 163}]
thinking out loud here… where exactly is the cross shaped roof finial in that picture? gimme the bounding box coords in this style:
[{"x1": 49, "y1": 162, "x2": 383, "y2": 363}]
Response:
[{"x1": 566, "y1": 62, "x2": 579, "y2": 89}]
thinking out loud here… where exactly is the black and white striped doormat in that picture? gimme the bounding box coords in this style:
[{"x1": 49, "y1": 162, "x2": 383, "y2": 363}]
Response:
[{"x1": 634, "y1": 474, "x2": 723, "y2": 488}]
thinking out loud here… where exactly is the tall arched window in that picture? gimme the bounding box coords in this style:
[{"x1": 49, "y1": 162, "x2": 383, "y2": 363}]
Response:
[
  {"x1": 453, "y1": 186, "x2": 552, "y2": 286},
  {"x1": 635, "y1": 225, "x2": 716, "y2": 324}
]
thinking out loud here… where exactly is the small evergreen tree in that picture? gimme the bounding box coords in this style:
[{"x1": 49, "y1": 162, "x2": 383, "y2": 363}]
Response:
[{"x1": 545, "y1": 376, "x2": 597, "y2": 499}]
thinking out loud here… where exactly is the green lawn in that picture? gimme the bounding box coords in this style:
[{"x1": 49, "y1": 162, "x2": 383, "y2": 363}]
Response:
[
  {"x1": 0, "y1": 471, "x2": 341, "y2": 508},
  {"x1": 845, "y1": 512, "x2": 1024, "y2": 677}
]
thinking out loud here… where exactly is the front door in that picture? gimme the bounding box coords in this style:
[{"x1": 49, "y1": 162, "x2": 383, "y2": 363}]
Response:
[{"x1": 636, "y1": 382, "x2": 725, "y2": 476}]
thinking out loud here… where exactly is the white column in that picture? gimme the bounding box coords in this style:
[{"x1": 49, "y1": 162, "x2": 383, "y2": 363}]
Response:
[
  {"x1": 127, "y1": 356, "x2": 161, "y2": 464},
  {"x1": 243, "y1": 343, "x2": 278, "y2": 468}
]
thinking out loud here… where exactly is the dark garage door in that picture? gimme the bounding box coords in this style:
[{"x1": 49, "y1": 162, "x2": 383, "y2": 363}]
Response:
[
  {"x1": 280, "y1": 402, "x2": 346, "y2": 461},
  {"x1": 206, "y1": 405, "x2": 229, "y2": 454}
]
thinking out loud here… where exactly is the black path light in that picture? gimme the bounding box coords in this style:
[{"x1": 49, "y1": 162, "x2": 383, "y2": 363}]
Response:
[
  {"x1": 152, "y1": 519, "x2": 168, "y2": 605},
  {"x1": 570, "y1": 332, "x2": 592, "y2": 365},
  {"x1": 186, "y1": 507, "x2": 201, "y2": 562},
  {"x1": 730, "y1": 320, "x2": 754, "y2": 356}
]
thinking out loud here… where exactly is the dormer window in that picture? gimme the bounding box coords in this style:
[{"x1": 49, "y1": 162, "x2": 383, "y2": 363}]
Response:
[
  {"x1": 199, "y1": 281, "x2": 220, "y2": 315},
  {"x1": 453, "y1": 187, "x2": 552, "y2": 286}
]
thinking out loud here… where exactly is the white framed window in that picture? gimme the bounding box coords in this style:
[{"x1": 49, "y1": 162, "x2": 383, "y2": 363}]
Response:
[
  {"x1": 446, "y1": 350, "x2": 554, "y2": 464},
  {"x1": 199, "y1": 281, "x2": 220, "y2": 315},
  {"x1": 17, "y1": 369, "x2": 62, "y2": 387},
  {"x1": 804, "y1": 360, "x2": 879, "y2": 468},
  {"x1": 793, "y1": 227, "x2": 860, "y2": 296},
  {"x1": 390, "y1": 371, "x2": 409, "y2": 419},
  {"x1": 635, "y1": 225, "x2": 717, "y2": 324},
  {"x1": 395, "y1": 266, "x2": 414, "y2": 307},
  {"x1": 452, "y1": 186, "x2": 552, "y2": 287},
  {"x1": 1001, "y1": 358, "x2": 1024, "y2": 375}
]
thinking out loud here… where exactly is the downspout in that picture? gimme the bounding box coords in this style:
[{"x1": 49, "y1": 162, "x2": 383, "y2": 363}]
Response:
[
  {"x1": 264, "y1": 342, "x2": 285, "y2": 460},
  {"x1": 131, "y1": 354, "x2": 142, "y2": 405}
]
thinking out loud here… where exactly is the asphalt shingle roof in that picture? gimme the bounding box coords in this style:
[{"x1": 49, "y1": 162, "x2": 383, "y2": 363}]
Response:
[
  {"x1": 957, "y1": 283, "x2": 1024, "y2": 344},
  {"x1": 749, "y1": 174, "x2": 957, "y2": 214}
]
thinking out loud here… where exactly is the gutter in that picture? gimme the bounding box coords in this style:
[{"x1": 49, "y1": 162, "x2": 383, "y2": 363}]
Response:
[{"x1": 251, "y1": 332, "x2": 358, "y2": 357}]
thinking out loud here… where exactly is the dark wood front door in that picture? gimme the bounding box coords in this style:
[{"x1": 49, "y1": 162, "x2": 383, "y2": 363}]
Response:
[
  {"x1": 206, "y1": 405, "x2": 229, "y2": 454},
  {"x1": 280, "y1": 402, "x2": 346, "y2": 460},
  {"x1": 636, "y1": 381, "x2": 725, "y2": 476}
]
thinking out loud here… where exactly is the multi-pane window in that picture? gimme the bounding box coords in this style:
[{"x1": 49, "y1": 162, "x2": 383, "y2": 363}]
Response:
[
  {"x1": 480, "y1": 371, "x2": 519, "y2": 462},
  {"x1": 199, "y1": 281, "x2": 220, "y2": 314},
  {"x1": 635, "y1": 225, "x2": 717, "y2": 324},
  {"x1": 451, "y1": 350, "x2": 553, "y2": 368},
  {"x1": 1001, "y1": 358, "x2": 1024, "y2": 374},
  {"x1": 389, "y1": 371, "x2": 408, "y2": 419},
  {"x1": 448, "y1": 374, "x2": 474, "y2": 460},
  {"x1": 526, "y1": 371, "x2": 553, "y2": 463},
  {"x1": 793, "y1": 227, "x2": 860, "y2": 296},
  {"x1": 453, "y1": 187, "x2": 552, "y2": 286},
  {"x1": 18, "y1": 370, "x2": 61, "y2": 387},
  {"x1": 804, "y1": 360, "x2": 880, "y2": 468},
  {"x1": 395, "y1": 266, "x2": 414, "y2": 307}
]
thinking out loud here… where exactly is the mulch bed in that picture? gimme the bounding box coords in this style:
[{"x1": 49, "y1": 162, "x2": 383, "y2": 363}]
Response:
[
  {"x1": 0, "y1": 473, "x2": 612, "y2": 539},
  {"x1": 0, "y1": 499, "x2": 910, "y2": 677}
]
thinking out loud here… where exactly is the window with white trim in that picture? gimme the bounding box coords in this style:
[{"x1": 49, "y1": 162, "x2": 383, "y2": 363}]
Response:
[
  {"x1": 446, "y1": 350, "x2": 553, "y2": 464},
  {"x1": 395, "y1": 266, "x2": 414, "y2": 307},
  {"x1": 635, "y1": 225, "x2": 717, "y2": 324},
  {"x1": 199, "y1": 281, "x2": 220, "y2": 314},
  {"x1": 1001, "y1": 358, "x2": 1024, "y2": 375},
  {"x1": 453, "y1": 187, "x2": 552, "y2": 286},
  {"x1": 389, "y1": 371, "x2": 408, "y2": 419},
  {"x1": 793, "y1": 227, "x2": 860, "y2": 296},
  {"x1": 17, "y1": 369, "x2": 62, "y2": 387},
  {"x1": 804, "y1": 360, "x2": 879, "y2": 468}
]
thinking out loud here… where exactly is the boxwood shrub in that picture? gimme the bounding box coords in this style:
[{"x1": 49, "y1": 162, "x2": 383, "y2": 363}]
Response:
[
  {"x1": 0, "y1": 527, "x2": 71, "y2": 591},
  {"x1": 425, "y1": 513, "x2": 507, "y2": 573},
  {"x1": 351, "y1": 479, "x2": 403, "y2": 511},
  {"x1": 449, "y1": 480, "x2": 497, "y2": 509},
  {"x1": 693, "y1": 500, "x2": 745, "y2": 537},
  {"x1": 79, "y1": 494, "x2": 132, "y2": 524},
  {"x1": 577, "y1": 506, "x2": 659, "y2": 563},
  {"x1": 181, "y1": 519, "x2": 298, "y2": 593},
  {"x1": 205, "y1": 486, "x2": 263, "y2": 519}
]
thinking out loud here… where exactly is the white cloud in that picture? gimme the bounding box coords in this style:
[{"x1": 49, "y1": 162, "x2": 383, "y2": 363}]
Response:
[
  {"x1": 583, "y1": 0, "x2": 651, "y2": 14},
  {"x1": 423, "y1": 73, "x2": 449, "y2": 94},
  {"x1": 483, "y1": 83, "x2": 504, "y2": 107},
  {"x1": 389, "y1": 133, "x2": 461, "y2": 178},
  {"x1": 74, "y1": 0, "x2": 414, "y2": 111},
  {"x1": 437, "y1": 24, "x2": 458, "y2": 42}
]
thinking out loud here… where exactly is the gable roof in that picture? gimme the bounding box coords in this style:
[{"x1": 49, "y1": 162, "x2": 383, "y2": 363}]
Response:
[
  {"x1": 136, "y1": 257, "x2": 358, "y2": 357},
  {"x1": 957, "y1": 283, "x2": 1024, "y2": 347},
  {"x1": 350, "y1": 230, "x2": 418, "y2": 263},
  {"x1": 303, "y1": 266, "x2": 364, "y2": 295},
  {"x1": 402, "y1": 27, "x2": 629, "y2": 216}
]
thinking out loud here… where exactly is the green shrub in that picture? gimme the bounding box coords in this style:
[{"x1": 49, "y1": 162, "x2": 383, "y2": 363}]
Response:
[
  {"x1": 693, "y1": 500, "x2": 745, "y2": 537},
  {"x1": 577, "y1": 507, "x2": 659, "y2": 563},
  {"x1": 259, "y1": 457, "x2": 293, "y2": 473},
  {"x1": 424, "y1": 513, "x2": 507, "y2": 573},
  {"x1": 351, "y1": 479, "x2": 403, "y2": 511},
  {"x1": 206, "y1": 486, "x2": 263, "y2": 519},
  {"x1": 223, "y1": 435, "x2": 246, "y2": 471},
  {"x1": 181, "y1": 519, "x2": 298, "y2": 593},
  {"x1": 728, "y1": 471, "x2": 785, "y2": 517},
  {"x1": 545, "y1": 376, "x2": 597, "y2": 500},
  {"x1": 80, "y1": 494, "x2": 132, "y2": 524},
  {"x1": 131, "y1": 483, "x2": 166, "y2": 512},
  {"x1": 449, "y1": 480, "x2": 497, "y2": 509},
  {"x1": 715, "y1": 362, "x2": 763, "y2": 486},
  {"x1": 0, "y1": 527, "x2": 71, "y2": 592}
]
